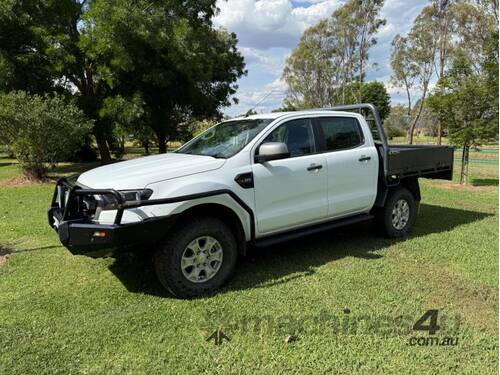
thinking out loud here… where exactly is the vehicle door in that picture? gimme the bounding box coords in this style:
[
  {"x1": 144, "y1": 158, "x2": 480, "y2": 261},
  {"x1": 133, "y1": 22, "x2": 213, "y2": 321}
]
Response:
[
  {"x1": 252, "y1": 118, "x2": 328, "y2": 235},
  {"x1": 315, "y1": 116, "x2": 378, "y2": 217}
]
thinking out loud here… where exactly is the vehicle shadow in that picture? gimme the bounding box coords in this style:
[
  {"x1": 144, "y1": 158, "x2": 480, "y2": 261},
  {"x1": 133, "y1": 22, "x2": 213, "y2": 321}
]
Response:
[{"x1": 108, "y1": 203, "x2": 493, "y2": 298}]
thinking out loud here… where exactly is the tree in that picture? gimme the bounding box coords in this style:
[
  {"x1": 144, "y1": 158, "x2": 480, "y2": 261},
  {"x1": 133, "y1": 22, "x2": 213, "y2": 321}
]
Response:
[
  {"x1": 0, "y1": 1, "x2": 61, "y2": 94},
  {"x1": 0, "y1": 1, "x2": 245, "y2": 159},
  {"x1": 391, "y1": 6, "x2": 439, "y2": 144},
  {"x1": 82, "y1": 0, "x2": 245, "y2": 153},
  {"x1": 0, "y1": 92, "x2": 92, "y2": 179},
  {"x1": 433, "y1": 0, "x2": 455, "y2": 144},
  {"x1": 384, "y1": 104, "x2": 410, "y2": 139},
  {"x1": 347, "y1": 0, "x2": 386, "y2": 86},
  {"x1": 282, "y1": 20, "x2": 336, "y2": 108},
  {"x1": 390, "y1": 35, "x2": 418, "y2": 121},
  {"x1": 282, "y1": 0, "x2": 386, "y2": 108},
  {"x1": 427, "y1": 51, "x2": 498, "y2": 184},
  {"x1": 100, "y1": 94, "x2": 155, "y2": 156},
  {"x1": 0, "y1": 1, "x2": 116, "y2": 161},
  {"x1": 331, "y1": 0, "x2": 385, "y2": 101},
  {"x1": 344, "y1": 81, "x2": 391, "y2": 121}
]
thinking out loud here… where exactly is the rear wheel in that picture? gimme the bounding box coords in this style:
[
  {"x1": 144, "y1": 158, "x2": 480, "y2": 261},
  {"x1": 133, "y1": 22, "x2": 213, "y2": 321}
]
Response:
[
  {"x1": 154, "y1": 217, "x2": 237, "y2": 298},
  {"x1": 376, "y1": 187, "x2": 417, "y2": 238}
]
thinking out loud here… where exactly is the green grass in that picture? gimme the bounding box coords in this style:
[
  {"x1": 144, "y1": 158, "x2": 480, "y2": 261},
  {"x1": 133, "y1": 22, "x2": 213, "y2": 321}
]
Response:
[
  {"x1": 0, "y1": 156, "x2": 20, "y2": 181},
  {"x1": 0, "y1": 150, "x2": 498, "y2": 374}
]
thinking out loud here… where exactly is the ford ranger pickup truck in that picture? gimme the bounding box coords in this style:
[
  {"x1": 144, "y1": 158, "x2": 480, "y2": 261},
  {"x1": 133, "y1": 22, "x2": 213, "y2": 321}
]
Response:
[{"x1": 48, "y1": 104, "x2": 454, "y2": 298}]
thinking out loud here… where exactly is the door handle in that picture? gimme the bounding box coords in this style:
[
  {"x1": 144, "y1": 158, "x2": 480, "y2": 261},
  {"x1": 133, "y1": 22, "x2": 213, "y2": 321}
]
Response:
[
  {"x1": 307, "y1": 164, "x2": 323, "y2": 171},
  {"x1": 358, "y1": 156, "x2": 371, "y2": 162}
]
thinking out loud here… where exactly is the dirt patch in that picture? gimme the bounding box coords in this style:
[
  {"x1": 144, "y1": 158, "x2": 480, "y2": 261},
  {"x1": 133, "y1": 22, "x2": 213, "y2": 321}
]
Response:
[
  {"x1": 391, "y1": 257, "x2": 498, "y2": 333},
  {"x1": 428, "y1": 180, "x2": 497, "y2": 192},
  {"x1": 0, "y1": 245, "x2": 11, "y2": 266},
  {"x1": 0, "y1": 175, "x2": 49, "y2": 188}
]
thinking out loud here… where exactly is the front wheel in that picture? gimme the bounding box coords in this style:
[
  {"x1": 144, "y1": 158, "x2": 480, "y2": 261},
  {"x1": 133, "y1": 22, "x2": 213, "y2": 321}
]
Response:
[
  {"x1": 154, "y1": 217, "x2": 238, "y2": 298},
  {"x1": 375, "y1": 187, "x2": 417, "y2": 238}
]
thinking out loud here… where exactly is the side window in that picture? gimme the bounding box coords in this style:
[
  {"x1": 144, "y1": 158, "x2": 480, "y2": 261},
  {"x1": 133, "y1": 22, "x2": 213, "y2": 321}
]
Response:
[
  {"x1": 318, "y1": 117, "x2": 363, "y2": 151},
  {"x1": 263, "y1": 118, "x2": 315, "y2": 157}
]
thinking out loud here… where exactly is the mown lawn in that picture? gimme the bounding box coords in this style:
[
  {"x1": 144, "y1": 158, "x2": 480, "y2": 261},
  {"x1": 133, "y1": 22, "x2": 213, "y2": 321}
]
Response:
[{"x1": 0, "y1": 151, "x2": 498, "y2": 374}]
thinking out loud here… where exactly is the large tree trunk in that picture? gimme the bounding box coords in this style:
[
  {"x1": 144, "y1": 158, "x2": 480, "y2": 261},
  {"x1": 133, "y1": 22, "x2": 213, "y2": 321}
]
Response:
[
  {"x1": 460, "y1": 144, "x2": 470, "y2": 185},
  {"x1": 94, "y1": 131, "x2": 112, "y2": 164},
  {"x1": 157, "y1": 131, "x2": 167, "y2": 153}
]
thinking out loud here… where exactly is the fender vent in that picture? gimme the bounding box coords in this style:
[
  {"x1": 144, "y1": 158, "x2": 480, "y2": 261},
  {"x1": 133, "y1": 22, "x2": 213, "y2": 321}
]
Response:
[{"x1": 234, "y1": 172, "x2": 254, "y2": 189}]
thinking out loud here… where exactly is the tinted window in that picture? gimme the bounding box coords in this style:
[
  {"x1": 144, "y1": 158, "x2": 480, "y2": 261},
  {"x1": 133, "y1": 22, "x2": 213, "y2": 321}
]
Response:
[
  {"x1": 263, "y1": 119, "x2": 315, "y2": 157},
  {"x1": 318, "y1": 117, "x2": 363, "y2": 151}
]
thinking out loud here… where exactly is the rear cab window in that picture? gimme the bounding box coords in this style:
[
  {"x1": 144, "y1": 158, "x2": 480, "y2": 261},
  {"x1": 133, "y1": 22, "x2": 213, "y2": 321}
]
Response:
[{"x1": 316, "y1": 117, "x2": 364, "y2": 152}]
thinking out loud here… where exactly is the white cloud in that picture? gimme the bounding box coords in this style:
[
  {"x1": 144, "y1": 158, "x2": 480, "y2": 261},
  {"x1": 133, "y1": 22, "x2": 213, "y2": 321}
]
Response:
[
  {"x1": 215, "y1": 0, "x2": 341, "y2": 49},
  {"x1": 230, "y1": 78, "x2": 288, "y2": 116},
  {"x1": 239, "y1": 47, "x2": 285, "y2": 75}
]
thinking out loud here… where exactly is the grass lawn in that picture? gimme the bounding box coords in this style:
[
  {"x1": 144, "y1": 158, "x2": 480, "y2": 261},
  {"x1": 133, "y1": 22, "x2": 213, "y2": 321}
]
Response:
[{"x1": 0, "y1": 149, "x2": 498, "y2": 374}]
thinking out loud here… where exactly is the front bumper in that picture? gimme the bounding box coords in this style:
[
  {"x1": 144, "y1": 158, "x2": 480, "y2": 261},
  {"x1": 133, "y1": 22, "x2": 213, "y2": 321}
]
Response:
[{"x1": 48, "y1": 178, "x2": 175, "y2": 258}]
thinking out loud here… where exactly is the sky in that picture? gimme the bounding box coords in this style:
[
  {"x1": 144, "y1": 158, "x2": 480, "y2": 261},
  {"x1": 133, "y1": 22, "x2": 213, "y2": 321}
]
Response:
[{"x1": 214, "y1": 0, "x2": 430, "y2": 117}]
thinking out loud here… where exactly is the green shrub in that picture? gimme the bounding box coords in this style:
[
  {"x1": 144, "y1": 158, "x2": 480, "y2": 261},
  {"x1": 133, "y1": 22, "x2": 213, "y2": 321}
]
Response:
[
  {"x1": 0, "y1": 91, "x2": 92, "y2": 179},
  {"x1": 385, "y1": 125, "x2": 406, "y2": 139}
]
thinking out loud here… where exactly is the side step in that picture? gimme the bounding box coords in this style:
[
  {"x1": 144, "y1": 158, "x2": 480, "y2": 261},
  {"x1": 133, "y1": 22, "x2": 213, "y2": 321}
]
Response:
[{"x1": 255, "y1": 213, "x2": 374, "y2": 248}]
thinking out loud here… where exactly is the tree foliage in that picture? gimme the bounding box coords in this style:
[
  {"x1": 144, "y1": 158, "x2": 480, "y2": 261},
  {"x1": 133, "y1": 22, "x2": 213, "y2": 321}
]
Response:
[
  {"x1": 0, "y1": 0, "x2": 245, "y2": 159},
  {"x1": 426, "y1": 0, "x2": 499, "y2": 184},
  {"x1": 428, "y1": 51, "x2": 498, "y2": 184},
  {"x1": 345, "y1": 81, "x2": 391, "y2": 121},
  {"x1": 391, "y1": 0, "x2": 498, "y2": 147},
  {"x1": 390, "y1": 35, "x2": 418, "y2": 118},
  {"x1": 384, "y1": 105, "x2": 409, "y2": 139},
  {"x1": 82, "y1": 0, "x2": 245, "y2": 153},
  {"x1": 0, "y1": 92, "x2": 92, "y2": 179},
  {"x1": 390, "y1": 3, "x2": 441, "y2": 144}
]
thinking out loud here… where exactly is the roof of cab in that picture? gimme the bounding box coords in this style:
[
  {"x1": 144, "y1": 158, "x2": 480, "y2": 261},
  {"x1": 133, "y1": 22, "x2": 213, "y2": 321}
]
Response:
[{"x1": 230, "y1": 109, "x2": 358, "y2": 122}]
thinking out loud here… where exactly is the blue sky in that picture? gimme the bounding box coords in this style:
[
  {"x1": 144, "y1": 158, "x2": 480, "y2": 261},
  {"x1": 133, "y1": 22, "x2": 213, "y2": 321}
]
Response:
[{"x1": 214, "y1": 0, "x2": 430, "y2": 117}]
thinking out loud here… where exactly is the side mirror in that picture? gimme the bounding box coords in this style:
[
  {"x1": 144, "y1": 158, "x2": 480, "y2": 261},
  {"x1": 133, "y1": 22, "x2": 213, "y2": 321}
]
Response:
[{"x1": 255, "y1": 142, "x2": 290, "y2": 163}]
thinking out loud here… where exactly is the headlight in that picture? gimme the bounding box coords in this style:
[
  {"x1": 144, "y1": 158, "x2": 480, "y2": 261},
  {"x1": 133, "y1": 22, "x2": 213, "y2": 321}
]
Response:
[
  {"x1": 118, "y1": 189, "x2": 153, "y2": 202},
  {"x1": 90, "y1": 189, "x2": 153, "y2": 213}
]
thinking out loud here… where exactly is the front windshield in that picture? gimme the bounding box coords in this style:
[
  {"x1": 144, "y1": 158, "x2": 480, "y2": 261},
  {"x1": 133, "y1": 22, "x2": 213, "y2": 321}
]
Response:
[{"x1": 176, "y1": 119, "x2": 273, "y2": 158}]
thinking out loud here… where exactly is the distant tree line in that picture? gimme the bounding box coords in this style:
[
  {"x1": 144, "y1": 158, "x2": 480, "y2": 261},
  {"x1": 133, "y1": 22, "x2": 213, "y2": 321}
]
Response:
[
  {"x1": 391, "y1": 0, "x2": 498, "y2": 184},
  {"x1": 282, "y1": 0, "x2": 498, "y2": 184}
]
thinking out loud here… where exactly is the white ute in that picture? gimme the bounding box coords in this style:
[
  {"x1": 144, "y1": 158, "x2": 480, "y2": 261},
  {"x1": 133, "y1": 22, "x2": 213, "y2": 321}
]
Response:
[{"x1": 48, "y1": 104, "x2": 454, "y2": 298}]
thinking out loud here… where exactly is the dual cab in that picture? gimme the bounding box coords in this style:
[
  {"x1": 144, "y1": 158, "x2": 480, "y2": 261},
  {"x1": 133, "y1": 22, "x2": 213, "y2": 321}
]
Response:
[{"x1": 48, "y1": 104, "x2": 454, "y2": 298}]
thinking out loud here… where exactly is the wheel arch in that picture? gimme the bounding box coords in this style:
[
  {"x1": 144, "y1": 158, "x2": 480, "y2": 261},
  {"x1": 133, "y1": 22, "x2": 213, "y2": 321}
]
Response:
[
  {"x1": 374, "y1": 177, "x2": 421, "y2": 208},
  {"x1": 400, "y1": 177, "x2": 421, "y2": 203},
  {"x1": 170, "y1": 203, "x2": 247, "y2": 256}
]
